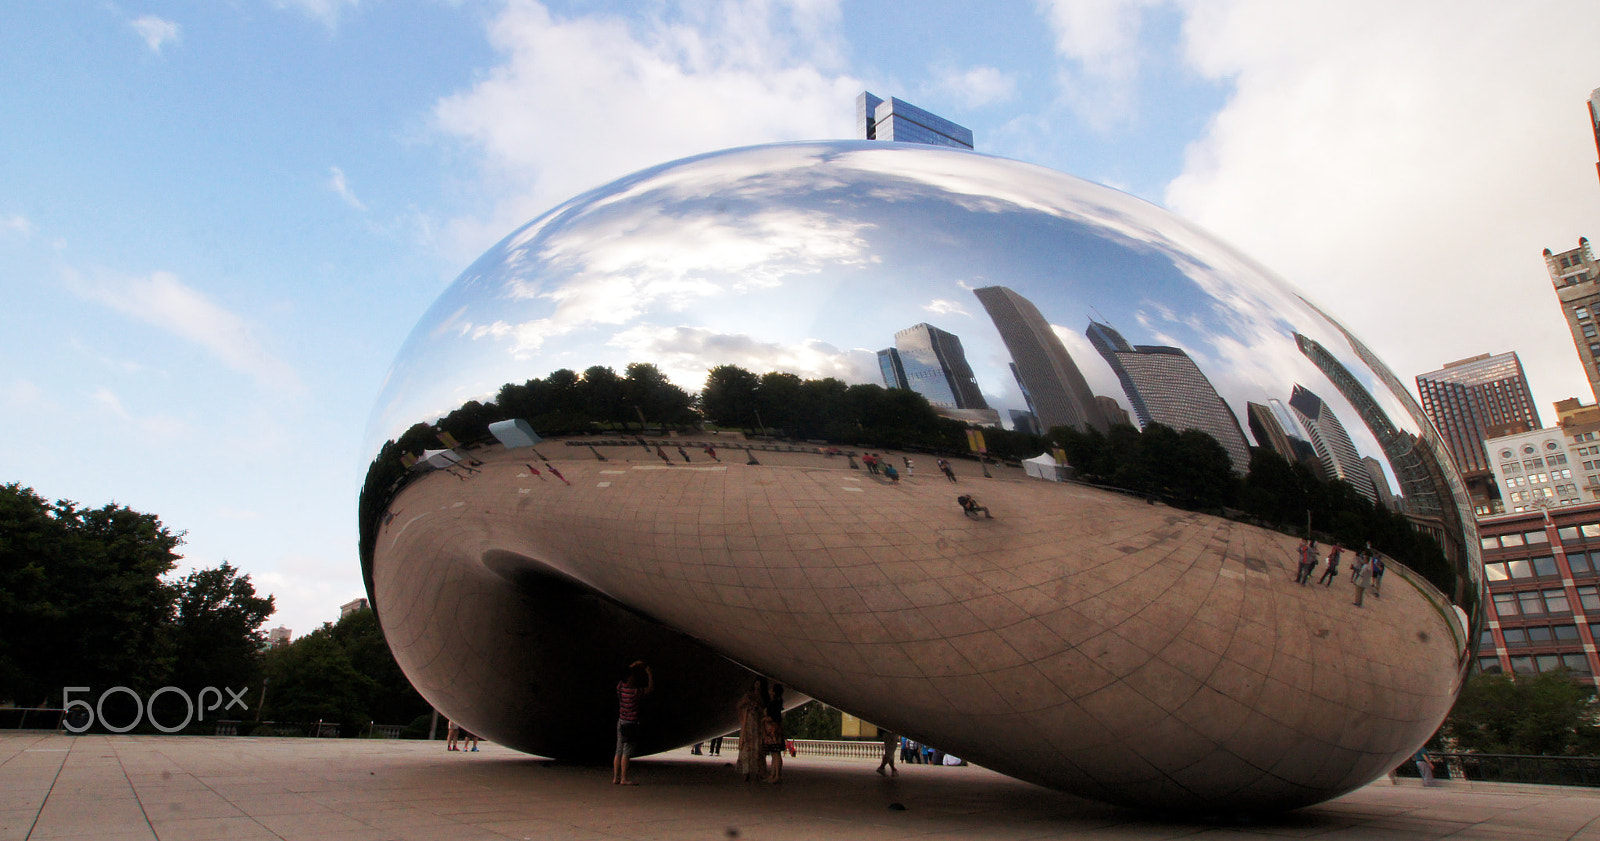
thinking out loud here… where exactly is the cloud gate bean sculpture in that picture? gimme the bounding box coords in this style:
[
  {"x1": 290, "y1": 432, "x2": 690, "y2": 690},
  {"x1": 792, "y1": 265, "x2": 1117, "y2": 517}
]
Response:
[{"x1": 361, "y1": 141, "x2": 1479, "y2": 812}]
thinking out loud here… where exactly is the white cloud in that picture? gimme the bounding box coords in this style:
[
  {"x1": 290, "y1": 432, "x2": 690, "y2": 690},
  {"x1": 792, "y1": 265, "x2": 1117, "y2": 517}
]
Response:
[
  {"x1": 328, "y1": 166, "x2": 367, "y2": 211},
  {"x1": 1035, "y1": 0, "x2": 1163, "y2": 125},
  {"x1": 130, "y1": 15, "x2": 180, "y2": 53},
  {"x1": 922, "y1": 66, "x2": 1017, "y2": 110},
  {"x1": 458, "y1": 201, "x2": 875, "y2": 358},
  {"x1": 90, "y1": 386, "x2": 190, "y2": 440},
  {"x1": 0, "y1": 378, "x2": 45, "y2": 411},
  {"x1": 607, "y1": 324, "x2": 876, "y2": 388},
  {"x1": 271, "y1": 0, "x2": 359, "y2": 28},
  {"x1": 433, "y1": 0, "x2": 861, "y2": 259},
  {"x1": 924, "y1": 298, "x2": 970, "y2": 317},
  {"x1": 1, "y1": 214, "x2": 33, "y2": 237},
  {"x1": 1164, "y1": 0, "x2": 1600, "y2": 413},
  {"x1": 69, "y1": 269, "x2": 304, "y2": 394}
]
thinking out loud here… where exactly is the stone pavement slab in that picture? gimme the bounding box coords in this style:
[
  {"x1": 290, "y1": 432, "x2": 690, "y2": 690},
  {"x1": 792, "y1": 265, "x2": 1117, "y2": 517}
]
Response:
[{"x1": 4, "y1": 733, "x2": 1600, "y2": 841}]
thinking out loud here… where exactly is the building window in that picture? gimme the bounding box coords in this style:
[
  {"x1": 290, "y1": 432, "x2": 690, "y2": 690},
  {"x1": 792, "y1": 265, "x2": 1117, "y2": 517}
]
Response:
[
  {"x1": 1478, "y1": 656, "x2": 1504, "y2": 674},
  {"x1": 1527, "y1": 530, "x2": 1550, "y2": 544},
  {"x1": 1502, "y1": 533, "x2": 1526, "y2": 547},
  {"x1": 1578, "y1": 585, "x2": 1600, "y2": 611},
  {"x1": 1532, "y1": 556, "x2": 1559, "y2": 576},
  {"x1": 1570, "y1": 553, "x2": 1594, "y2": 575},
  {"x1": 1494, "y1": 592, "x2": 1519, "y2": 616}
]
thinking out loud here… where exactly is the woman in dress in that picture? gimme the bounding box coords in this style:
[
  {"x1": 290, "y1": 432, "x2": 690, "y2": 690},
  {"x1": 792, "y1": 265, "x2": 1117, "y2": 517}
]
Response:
[
  {"x1": 736, "y1": 678, "x2": 768, "y2": 782},
  {"x1": 763, "y1": 684, "x2": 786, "y2": 782}
]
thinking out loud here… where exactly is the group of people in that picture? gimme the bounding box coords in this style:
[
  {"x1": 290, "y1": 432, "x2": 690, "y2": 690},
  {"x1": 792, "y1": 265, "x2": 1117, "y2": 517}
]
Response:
[
  {"x1": 444, "y1": 720, "x2": 478, "y2": 752},
  {"x1": 736, "y1": 678, "x2": 790, "y2": 783},
  {"x1": 1294, "y1": 538, "x2": 1386, "y2": 606},
  {"x1": 861, "y1": 453, "x2": 909, "y2": 483}
]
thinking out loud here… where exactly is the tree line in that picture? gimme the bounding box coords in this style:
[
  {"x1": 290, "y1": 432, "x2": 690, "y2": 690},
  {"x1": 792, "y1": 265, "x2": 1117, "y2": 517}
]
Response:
[
  {"x1": 362, "y1": 362, "x2": 1454, "y2": 597},
  {"x1": 0, "y1": 482, "x2": 427, "y2": 736}
]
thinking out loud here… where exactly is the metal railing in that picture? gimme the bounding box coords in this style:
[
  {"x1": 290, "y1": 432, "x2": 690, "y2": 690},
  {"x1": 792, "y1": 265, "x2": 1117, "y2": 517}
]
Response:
[
  {"x1": 1397, "y1": 752, "x2": 1600, "y2": 787},
  {"x1": 717, "y1": 738, "x2": 886, "y2": 759},
  {"x1": 0, "y1": 707, "x2": 64, "y2": 730}
]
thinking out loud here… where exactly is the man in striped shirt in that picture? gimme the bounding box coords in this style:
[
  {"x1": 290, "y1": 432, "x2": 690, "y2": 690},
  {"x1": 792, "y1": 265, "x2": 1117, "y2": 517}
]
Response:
[{"x1": 613, "y1": 660, "x2": 654, "y2": 785}]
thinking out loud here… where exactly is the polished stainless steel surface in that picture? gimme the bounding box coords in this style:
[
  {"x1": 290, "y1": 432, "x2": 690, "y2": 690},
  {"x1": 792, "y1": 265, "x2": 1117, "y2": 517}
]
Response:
[{"x1": 361, "y1": 141, "x2": 1479, "y2": 812}]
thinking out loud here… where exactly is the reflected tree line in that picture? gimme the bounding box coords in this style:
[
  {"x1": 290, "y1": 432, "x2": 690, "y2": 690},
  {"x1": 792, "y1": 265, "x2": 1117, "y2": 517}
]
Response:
[{"x1": 360, "y1": 362, "x2": 1452, "y2": 598}]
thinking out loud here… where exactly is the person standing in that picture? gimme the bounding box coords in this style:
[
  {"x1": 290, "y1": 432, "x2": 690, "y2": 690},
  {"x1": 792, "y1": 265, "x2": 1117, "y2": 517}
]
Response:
[
  {"x1": 938, "y1": 459, "x2": 958, "y2": 483},
  {"x1": 736, "y1": 679, "x2": 769, "y2": 782},
  {"x1": 1352, "y1": 560, "x2": 1375, "y2": 608},
  {"x1": 613, "y1": 660, "x2": 654, "y2": 785},
  {"x1": 446, "y1": 720, "x2": 460, "y2": 751},
  {"x1": 708, "y1": 734, "x2": 723, "y2": 756},
  {"x1": 1370, "y1": 554, "x2": 1386, "y2": 597},
  {"x1": 1413, "y1": 747, "x2": 1436, "y2": 786},
  {"x1": 1317, "y1": 544, "x2": 1342, "y2": 586},
  {"x1": 1295, "y1": 539, "x2": 1317, "y2": 585},
  {"x1": 763, "y1": 684, "x2": 787, "y2": 783},
  {"x1": 876, "y1": 728, "x2": 898, "y2": 777}
]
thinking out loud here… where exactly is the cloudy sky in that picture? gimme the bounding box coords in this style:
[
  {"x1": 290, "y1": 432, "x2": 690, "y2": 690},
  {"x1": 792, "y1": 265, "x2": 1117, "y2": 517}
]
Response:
[{"x1": 4, "y1": 0, "x2": 1598, "y2": 637}]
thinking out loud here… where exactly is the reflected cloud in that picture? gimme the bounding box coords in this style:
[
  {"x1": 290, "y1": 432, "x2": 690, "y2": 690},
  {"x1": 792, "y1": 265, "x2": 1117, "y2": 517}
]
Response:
[{"x1": 363, "y1": 141, "x2": 1480, "y2": 814}]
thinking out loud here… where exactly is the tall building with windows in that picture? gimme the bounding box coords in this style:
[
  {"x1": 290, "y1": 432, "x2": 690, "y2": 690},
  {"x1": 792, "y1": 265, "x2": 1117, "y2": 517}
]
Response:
[
  {"x1": 880, "y1": 323, "x2": 995, "y2": 425},
  {"x1": 1085, "y1": 321, "x2": 1251, "y2": 472},
  {"x1": 1288, "y1": 385, "x2": 1375, "y2": 501},
  {"x1": 1546, "y1": 238, "x2": 1600, "y2": 403},
  {"x1": 1589, "y1": 87, "x2": 1600, "y2": 186},
  {"x1": 1415, "y1": 352, "x2": 1541, "y2": 514},
  {"x1": 973, "y1": 285, "x2": 1108, "y2": 434},
  {"x1": 857, "y1": 92, "x2": 974, "y2": 149},
  {"x1": 1475, "y1": 501, "x2": 1600, "y2": 686},
  {"x1": 1486, "y1": 428, "x2": 1583, "y2": 514},
  {"x1": 877, "y1": 347, "x2": 908, "y2": 390}
]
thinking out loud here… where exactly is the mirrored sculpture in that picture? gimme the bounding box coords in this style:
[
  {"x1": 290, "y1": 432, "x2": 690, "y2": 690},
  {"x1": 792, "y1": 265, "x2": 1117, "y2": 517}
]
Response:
[{"x1": 361, "y1": 141, "x2": 1480, "y2": 812}]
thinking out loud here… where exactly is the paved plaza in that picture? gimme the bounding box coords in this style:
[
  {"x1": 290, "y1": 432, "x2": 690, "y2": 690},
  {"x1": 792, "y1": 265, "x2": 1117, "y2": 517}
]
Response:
[{"x1": 5, "y1": 733, "x2": 1600, "y2": 840}]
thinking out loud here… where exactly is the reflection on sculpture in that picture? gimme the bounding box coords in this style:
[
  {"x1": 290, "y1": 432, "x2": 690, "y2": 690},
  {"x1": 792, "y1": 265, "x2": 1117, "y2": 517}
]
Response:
[{"x1": 361, "y1": 141, "x2": 1480, "y2": 812}]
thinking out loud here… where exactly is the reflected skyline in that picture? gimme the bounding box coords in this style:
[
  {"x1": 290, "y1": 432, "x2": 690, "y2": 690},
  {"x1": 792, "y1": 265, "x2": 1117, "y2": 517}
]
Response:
[{"x1": 364, "y1": 141, "x2": 1481, "y2": 812}]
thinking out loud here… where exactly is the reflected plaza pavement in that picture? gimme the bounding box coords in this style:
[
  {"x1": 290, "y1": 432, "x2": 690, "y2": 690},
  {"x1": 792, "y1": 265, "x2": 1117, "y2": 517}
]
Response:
[
  {"x1": 361, "y1": 142, "x2": 1483, "y2": 812},
  {"x1": 6, "y1": 733, "x2": 1600, "y2": 841}
]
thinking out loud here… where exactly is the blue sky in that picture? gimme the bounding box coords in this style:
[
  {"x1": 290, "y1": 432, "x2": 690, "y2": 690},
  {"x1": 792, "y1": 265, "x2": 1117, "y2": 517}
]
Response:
[{"x1": 4, "y1": 0, "x2": 1598, "y2": 637}]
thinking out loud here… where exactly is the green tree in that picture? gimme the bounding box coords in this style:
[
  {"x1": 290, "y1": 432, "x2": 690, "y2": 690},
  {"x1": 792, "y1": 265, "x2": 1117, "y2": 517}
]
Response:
[
  {"x1": 259, "y1": 625, "x2": 378, "y2": 734},
  {"x1": 701, "y1": 365, "x2": 761, "y2": 430},
  {"x1": 168, "y1": 562, "x2": 275, "y2": 698},
  {"x1": 327, "y1": 608, "x2": 429, "y2": 726},
  {"x1": 0, "y1": 483, "x2": 181, "y2": 707},
  {"x1": 1440, "y1": 671, "x2": 1600, "y2": 756}
]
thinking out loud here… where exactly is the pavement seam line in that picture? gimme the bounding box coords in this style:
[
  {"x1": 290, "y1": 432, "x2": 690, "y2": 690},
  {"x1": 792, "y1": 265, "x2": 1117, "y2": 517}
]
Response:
[{"x1": 22, "y1": 734, "x2": 71, "y2": 841}]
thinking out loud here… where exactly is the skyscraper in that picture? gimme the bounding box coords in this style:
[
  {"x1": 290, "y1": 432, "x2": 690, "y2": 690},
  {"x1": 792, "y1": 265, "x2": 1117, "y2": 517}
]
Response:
[
  {"x1": 1589, "y1": 87, "x2": 1600, "y2": 187},
  {"x1": 857, "y1": 91, "x2": 974, "y2": 149},
  {"x1": 1289, "y1": 384, "x2": 1375, "y2": 502},
  {"x1": 1545, "y1": 238, "x2": 1600, "y2": 403},
  {"x1": 886, "y1": 323, "x2": 990, "y2": 413},
  {"x1": 1085, "y1": 321, "x2": 1251, "y2": 472},
  {"x1": 1415, "y1": 352, "x2": 1541, "y2": 511},
  {"x1": 973, "y1": 286, "x2": 1108, "y2": 434},
  {"x1": 1247, "y1": 401, "x2": 1312, "y2": 471},
  {"x1": 877, "y1": 347, "x2": 908, "y2": 390}
]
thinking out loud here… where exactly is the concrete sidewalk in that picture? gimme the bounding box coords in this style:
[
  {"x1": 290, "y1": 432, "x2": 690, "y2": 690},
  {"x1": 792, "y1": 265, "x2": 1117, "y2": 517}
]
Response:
[{"x1": 4, "y1": 732, "x2": 1600, "y2": 840}]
